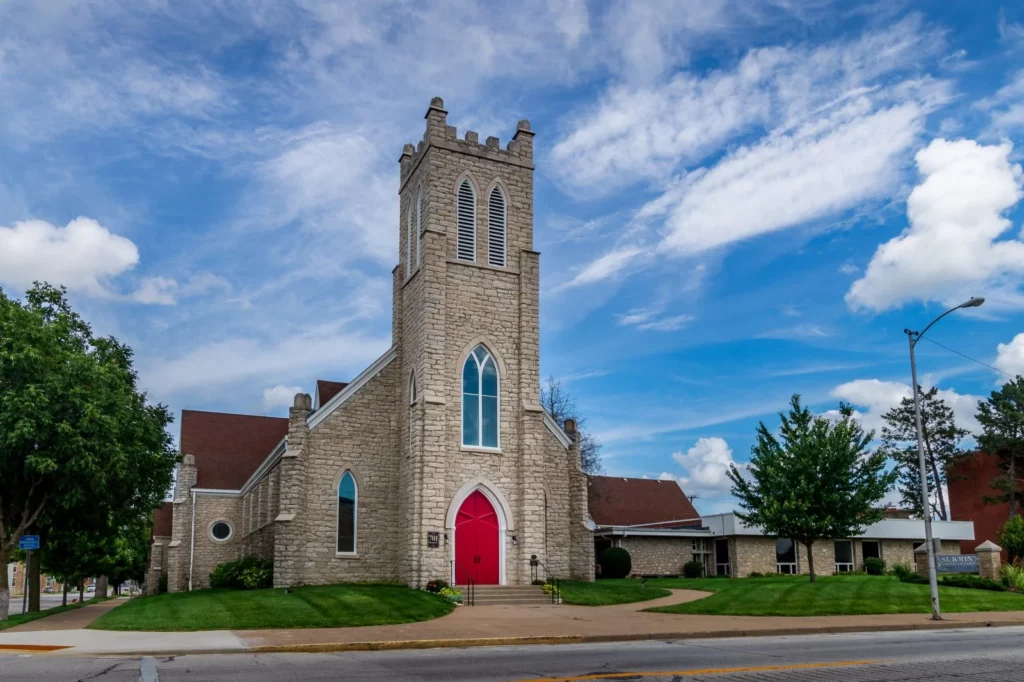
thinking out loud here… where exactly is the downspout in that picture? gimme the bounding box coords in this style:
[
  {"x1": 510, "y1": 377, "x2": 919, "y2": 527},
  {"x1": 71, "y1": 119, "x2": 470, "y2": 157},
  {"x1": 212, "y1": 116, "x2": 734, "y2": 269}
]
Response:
[{"x1": 188, "y1": 490, "x2": 196, "y2": 591}]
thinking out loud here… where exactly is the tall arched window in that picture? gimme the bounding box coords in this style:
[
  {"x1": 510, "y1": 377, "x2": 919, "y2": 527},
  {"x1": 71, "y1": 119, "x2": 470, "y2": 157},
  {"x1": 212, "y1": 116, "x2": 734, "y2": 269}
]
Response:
[
  {"x1": 409, "y1": 370, "x2": 417, "y2": 404},
  {"x1": 416, "y1": 186, "x2": 424, "y2": 267},
  {"x1": 462, "y1": 344, "x2": 499, "y2": 448},
  {"x1": 457, "y1": 178, "x2": 476, "y2": 261},
  {"x1": 488, "y1": 186, "x2": 506, "y2": 267},
  {"x1": 337, "y1": 472, "x2": 357, "y2": 554},
  {"x1": 405, "y1": 202, "x2": 413, "y2": 277}
]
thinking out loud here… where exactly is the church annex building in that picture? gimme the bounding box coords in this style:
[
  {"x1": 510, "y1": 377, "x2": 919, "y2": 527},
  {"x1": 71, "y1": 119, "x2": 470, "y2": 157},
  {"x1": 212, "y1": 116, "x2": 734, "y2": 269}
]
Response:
[{"x1": 150, "y1": 98, "x2": 593, "y2": 592}]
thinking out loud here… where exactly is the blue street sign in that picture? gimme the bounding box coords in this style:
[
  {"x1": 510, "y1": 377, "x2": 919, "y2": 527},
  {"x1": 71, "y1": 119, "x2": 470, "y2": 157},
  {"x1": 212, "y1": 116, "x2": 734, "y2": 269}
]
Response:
[{"x1": 18, "y1": 535, "x2": 40, "y2": 550}]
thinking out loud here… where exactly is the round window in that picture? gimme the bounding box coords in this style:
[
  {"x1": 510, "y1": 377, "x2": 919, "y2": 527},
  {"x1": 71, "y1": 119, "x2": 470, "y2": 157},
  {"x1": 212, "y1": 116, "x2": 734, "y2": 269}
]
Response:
[{"x1": 211, "y1": 521, "x2": 232, "y2": 541}]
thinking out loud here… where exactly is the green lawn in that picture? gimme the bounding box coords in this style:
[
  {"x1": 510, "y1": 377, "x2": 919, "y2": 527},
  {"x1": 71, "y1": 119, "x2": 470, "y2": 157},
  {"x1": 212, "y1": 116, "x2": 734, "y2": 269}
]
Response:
[
  {"x1": 639, "y1": 575, "x2": 1024, "y2": 617},
  {"x1": 89, "y1": 584, "x2": 454, "y2": 632},
  {"x1": 559, "y1": 580, "x2": 672, "y2": 606},
  {"x1": 0, "y1": 597, "x2": 108, "y2": 631}
]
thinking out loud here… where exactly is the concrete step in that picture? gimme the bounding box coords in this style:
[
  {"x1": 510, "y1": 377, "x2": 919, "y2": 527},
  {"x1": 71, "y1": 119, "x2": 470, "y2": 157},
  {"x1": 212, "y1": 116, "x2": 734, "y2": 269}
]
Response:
[{"x1": 457, "y1": 585, "x2": 555, "y2": 606}]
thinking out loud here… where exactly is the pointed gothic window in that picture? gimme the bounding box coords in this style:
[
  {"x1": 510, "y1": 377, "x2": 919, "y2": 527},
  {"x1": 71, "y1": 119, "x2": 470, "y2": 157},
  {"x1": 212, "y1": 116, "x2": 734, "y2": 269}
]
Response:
[
  {"x1": 416, "y1": 186, "x2": 424, "y2": 267},
  {"x1": 405, "y1": 202, "x2": 413, "y2": 277},
  {"x1": 337, "y1": 472, "x2": 357, "y2": 554},
  {"x1": 462, "y1": 344, "x2": 499, "y2": 448},
  {"x1": 488, "y1": 186, "x2": 506, "y2": 267},
  {"x1": 409, "y1": 371, "x2": 417, "y2": 404},
  {"x1": 457, "y1": 179, "x2": 476, "y2": 261}
]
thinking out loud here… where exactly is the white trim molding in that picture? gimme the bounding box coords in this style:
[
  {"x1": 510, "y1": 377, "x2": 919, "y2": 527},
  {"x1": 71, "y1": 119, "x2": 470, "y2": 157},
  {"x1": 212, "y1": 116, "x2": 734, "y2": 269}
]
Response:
[
  {"x1": 191, "y1": 488, "x2": 242, "y2": 498},
  {"x1": 308, "y1": 346, "x2": 398, "y2": 429},
  {"x1": 542, "y1": 411, "x2": 572, "y2": 449}
]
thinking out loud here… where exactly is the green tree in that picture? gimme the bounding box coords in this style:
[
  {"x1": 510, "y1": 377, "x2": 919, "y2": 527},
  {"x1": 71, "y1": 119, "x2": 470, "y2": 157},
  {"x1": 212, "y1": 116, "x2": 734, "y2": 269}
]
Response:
[
  {"x1": 0, "y1": 284, "x2": 178, "y2": 620},
  {"x1": 878, "y1": 386, "x2": 969, "y2": 520},
  {"x1": 998, "y1": 515, "x2": 1024, "y2": 564},
  {"x1": 976, "y1": 377, "x2": 1024, "y2": 519},
  {"x1": 727, "y1": 395, "x2": 897, "y2": 582},
  {"x1": 541, "y1": 376, "x2": 604, "y2": 475}
]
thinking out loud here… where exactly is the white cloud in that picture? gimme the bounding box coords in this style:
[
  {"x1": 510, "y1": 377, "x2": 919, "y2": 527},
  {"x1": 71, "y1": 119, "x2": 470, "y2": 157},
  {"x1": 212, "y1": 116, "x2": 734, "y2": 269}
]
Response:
[
  {"x1": 670, "y1": 437, "x2": 740, "y2": 497},
  {"x1": 0, "y1": 217, "x2": 139, "y2": 297},
  {"x1": 976, "y1": 69, "x2": 1024, "y2": 134},
  {"x1": 847, "y1": 139, "x2": 1024, "y2": 312},
  {"x1": 261, "y1": 385, "x2": 304, "y2": 414},
  {"x1": 616, "y1": 306, "x2": 694, "y2": 331},
  {"x1": 831, "y1": 378, "x2": 982, "y2": 436},
  {"x1": 995, "y1": 333, "x2": 1024, "y2": 377},
  {"x1": 555, "y1": 245, "x2": 648, "y2": 291}
]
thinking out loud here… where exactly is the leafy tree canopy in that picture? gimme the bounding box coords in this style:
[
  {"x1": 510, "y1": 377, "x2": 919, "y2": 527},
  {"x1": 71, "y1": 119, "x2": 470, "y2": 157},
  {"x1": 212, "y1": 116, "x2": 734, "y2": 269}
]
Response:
[
  {"x1": 728, "y1": 395, "x2": 897, "y2": 582},
  {"x1": 976, "y1": 377, "x2": 1024, "y2": 518},
  {"x1": 0, "y1": 284, "x2": 177, "y2": 619}
]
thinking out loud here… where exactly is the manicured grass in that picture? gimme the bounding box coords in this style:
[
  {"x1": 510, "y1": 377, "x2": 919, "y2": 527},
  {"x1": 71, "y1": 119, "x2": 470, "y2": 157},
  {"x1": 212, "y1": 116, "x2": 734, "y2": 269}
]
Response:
[
  {"x1": 641, "y1": 575, "x2": 1024, "y2": 617},
  {"x1": 0, "y1": 597, "x2": 108, "y2": 631},
  {"x1": 90, "y1": 584, "x2": 454, "y2": 632},
  {"x1": 559, "y1": 579, "x2": 672, "y2": 606}
]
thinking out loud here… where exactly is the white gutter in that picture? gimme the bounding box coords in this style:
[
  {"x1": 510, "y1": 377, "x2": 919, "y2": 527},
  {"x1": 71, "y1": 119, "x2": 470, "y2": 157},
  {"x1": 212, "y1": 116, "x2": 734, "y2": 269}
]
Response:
[
  {"x1": 188, "y1": 491, "x2": 196, "y2": 592},
  {"x1": 239, "y1": 438, "x2": 287, "y2": 495}
]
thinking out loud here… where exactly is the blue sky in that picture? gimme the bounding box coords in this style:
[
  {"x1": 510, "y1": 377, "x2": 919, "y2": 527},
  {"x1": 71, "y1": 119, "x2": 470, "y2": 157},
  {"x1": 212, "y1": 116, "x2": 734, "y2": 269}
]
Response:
[{"x1": 2, "y1": 1, "x2": 1024, "y2": 514}]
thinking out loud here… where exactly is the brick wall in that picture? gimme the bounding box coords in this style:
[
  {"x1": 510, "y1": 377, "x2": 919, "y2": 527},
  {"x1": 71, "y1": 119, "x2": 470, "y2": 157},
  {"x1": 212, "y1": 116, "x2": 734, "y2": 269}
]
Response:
[{"x1": 949, "y1": 452, "x2": 1018, "y2": 562}]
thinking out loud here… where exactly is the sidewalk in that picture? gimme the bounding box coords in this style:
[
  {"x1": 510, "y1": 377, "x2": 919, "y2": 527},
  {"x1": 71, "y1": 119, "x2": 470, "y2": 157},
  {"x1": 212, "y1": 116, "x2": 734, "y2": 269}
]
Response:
[
  {"x1": 5, "y1": 598, "x2": 124, "y2": 633},
  {"x1": 3, "y1": 590, "x2": 1024, "y2": 656}
]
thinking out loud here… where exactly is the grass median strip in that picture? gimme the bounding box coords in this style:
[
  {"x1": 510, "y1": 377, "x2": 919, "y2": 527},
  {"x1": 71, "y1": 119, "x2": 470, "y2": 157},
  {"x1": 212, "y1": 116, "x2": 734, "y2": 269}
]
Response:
[
  {"x1": 641, "y1": 575, "x2": 1024, "y2": 616},
  {"x1": 89, "y1": 583, "x2": 454, "y2": 632}
]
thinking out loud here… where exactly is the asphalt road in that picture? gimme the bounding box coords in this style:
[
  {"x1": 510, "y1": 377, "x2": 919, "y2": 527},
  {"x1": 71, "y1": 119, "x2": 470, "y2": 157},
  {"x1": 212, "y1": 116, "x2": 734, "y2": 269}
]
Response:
[{"x1": 2, "y1": 626, "x2": 1023, "y2": 681}]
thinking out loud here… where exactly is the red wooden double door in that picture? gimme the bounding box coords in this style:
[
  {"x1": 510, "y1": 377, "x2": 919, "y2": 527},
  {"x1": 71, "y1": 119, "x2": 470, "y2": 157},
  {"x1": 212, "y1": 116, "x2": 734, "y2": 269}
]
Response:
[{"x1": 454, "y1": 490, "x2": 500, "y2": 585}]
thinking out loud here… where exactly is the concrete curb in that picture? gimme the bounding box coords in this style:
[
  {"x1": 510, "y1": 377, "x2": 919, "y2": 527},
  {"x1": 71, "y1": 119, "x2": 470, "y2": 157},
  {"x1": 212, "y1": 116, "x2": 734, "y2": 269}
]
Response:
[{"x1": 244, "y1": 618, "x2": 1024, "y2": 654}]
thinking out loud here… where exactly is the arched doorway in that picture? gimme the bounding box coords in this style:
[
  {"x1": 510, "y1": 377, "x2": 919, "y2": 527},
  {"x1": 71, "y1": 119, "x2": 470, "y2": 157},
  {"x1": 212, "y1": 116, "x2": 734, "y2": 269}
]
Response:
[{"x1": 455, "y1": 490, "x2": 500, "y2": 585}]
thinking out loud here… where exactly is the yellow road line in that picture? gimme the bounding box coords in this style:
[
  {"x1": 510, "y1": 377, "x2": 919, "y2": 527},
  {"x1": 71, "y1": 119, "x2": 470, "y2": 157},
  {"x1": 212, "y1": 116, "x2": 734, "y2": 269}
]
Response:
[{"x1": 518, "y1": 659, "x2": 880, "y2": 681}]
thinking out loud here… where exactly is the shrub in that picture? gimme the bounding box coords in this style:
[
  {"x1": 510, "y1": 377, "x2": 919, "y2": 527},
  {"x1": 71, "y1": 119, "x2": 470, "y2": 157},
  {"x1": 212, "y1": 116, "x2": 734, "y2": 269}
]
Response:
[
  {"x1": 864, "y1": 557, "x2": 886, "y2": 576},
  {"x1": 900, "y1": 573, "x2": 928, "y2": 585},
  {"x1": 424, "y1": 579, "x2": 449, "y2": 594},
  {"x1": 542, "y1": 582, "x2": 560, "y2": 596},
  {"x1": 682, "y1": 560, "x2": 705, "y2": 579},
  {"x1": 598, "y1": 547, "x2": 632, "y2": 579},
  {"x1": 748, "y1": 572, "x2": 764, "y2": 578},
  {"x1": 157, "y1": 574, "x2": 168, "y2": 594},
  {"x1": 209, "y1": 556, "x2": 273, "y2": 590},
  {"x1": 1002, "y1": 561, "x2": 1024, "y2": 592},
  {"x1": 438, "y1": 586, "x2": 462, "y2": 602},
  {"x1": 998, "y1": 515, "x2": 1024, "y2": 563},
  {"x1": 891, "y1": 562, "x2": 914, "y2": 582},
  {"x1": 940, "y1": 574, "x2": 1006, "y2": 592}
]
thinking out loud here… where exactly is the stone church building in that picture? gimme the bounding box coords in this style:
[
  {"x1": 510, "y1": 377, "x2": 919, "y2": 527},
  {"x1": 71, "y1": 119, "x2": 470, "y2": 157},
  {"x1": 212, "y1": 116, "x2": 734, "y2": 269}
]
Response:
[{"x1": 149, "y1": 98, "x2": 593, "y2": 592}]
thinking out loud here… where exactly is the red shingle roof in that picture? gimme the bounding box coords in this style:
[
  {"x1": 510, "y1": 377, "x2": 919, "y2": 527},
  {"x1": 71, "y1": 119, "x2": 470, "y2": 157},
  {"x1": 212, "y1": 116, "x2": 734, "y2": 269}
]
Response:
[
  {"x1": 151, "y1": 501, "x2": 173, "y2": 538},
  {"x1": 180, "y1": 410, "x2": 288, "y2": 490},
  {"x1": 588, "y1": 476, "x2": 701, "y2": 527},
  {"x1": 316, "y1": 380, "x2": 349, "y2": 407}
]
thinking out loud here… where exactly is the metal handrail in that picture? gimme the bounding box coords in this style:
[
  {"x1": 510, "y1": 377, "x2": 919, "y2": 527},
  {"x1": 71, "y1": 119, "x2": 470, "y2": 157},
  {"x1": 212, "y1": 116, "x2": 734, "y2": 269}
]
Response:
[
  {"x1": 450, "y1": 559, "x2": 476, "y2": 606},
  {"x1": 533, "y1": 557, "x2": 561, "y2": 605}
]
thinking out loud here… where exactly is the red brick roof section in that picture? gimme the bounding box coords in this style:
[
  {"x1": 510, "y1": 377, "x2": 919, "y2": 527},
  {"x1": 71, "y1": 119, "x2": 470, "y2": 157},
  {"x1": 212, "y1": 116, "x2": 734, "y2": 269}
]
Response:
[
  {"x1": 180, "y1": 410, "x2": 289, "y2": 490},
  {"x1": 151, "y1": 502, "x2": 173, "y2": 538},
  {"x1": 588, "y1": 476, "x2": 701, "y2": 527},
  {"x1": 316, "y1": 380, "x2": 349, "y2": 407}
]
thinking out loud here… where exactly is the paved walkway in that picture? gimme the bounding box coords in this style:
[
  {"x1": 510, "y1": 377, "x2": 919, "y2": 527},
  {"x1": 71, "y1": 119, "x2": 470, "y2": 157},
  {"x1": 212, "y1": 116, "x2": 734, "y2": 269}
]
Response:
[
  {"x1": 3, "y1": 589, "x2": 1024, "y2": 656},
  {"x1": 4, "y1": 597, "x2": 124, "y2": 633}
]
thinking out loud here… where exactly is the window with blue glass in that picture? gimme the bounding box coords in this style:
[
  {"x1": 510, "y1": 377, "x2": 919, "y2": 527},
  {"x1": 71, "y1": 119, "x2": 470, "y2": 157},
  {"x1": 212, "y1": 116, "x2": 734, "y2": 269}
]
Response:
[
  {"x1": 337, "y1": 472, "x2": 357, "y2": 554},
  {"x1": 462, "y1": 344, "x2": 499, "y2": 448}
]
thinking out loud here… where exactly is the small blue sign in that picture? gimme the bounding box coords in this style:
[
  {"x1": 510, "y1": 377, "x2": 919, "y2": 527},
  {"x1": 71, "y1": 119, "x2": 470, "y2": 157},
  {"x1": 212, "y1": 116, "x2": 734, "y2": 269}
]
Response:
[
  {"x1": 18, "y1": 535, "x2": 39, "y2": 550},
  {"x1": 936, "y1": 554, "x2": 979, "y2": 574}
]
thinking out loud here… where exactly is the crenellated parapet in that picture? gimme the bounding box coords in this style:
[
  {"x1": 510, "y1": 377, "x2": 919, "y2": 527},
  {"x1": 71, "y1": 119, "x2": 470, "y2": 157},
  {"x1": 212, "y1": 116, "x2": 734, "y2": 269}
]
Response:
[{"x1": 399, "y1": 97, "x2": 534, "y2": 191}]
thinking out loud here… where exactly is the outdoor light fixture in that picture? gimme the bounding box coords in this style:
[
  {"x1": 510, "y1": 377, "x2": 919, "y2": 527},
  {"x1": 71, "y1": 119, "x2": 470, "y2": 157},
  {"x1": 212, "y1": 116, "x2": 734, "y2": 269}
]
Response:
[
  {"x1": 511, "y1": 535, "x2": 518, "y2": 546},
  {"x1": 904, "y1": 296, "x2": 984, "y2": 621}
]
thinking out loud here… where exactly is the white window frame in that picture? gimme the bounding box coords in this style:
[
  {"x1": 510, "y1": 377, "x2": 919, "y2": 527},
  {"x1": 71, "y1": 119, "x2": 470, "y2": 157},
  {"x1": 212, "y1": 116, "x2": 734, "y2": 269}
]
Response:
[
  {"x1": 209, "y1": 519, "x2": 233, "y2": 543},
  {"x1": 834, "y1": 539, "x2": 854, "y2": 573},
  {"x1": 861, "y1": 539, "x2": 882, "y2": 569},
  {"x1": 461, "y1": 344, "x2": 500, "y2": 450},
  {"x1": 456, "y1": 178, "x2": 477, "y2": 262},
  {"x1": 336, "y1": 471, "x2": 358, "y2": 557},
  {"x1": 691, "y1": 538, "x2": 711, "y2": 576},
  {"x1": 713, "y1": 538, "x2": 731, "y2": 576},
  {"x1": 775, "y1": 538, "x2": 799, "y2": 574},
  {"x1": 487, "y1": 184, "x2": 507, "y2": 267}
]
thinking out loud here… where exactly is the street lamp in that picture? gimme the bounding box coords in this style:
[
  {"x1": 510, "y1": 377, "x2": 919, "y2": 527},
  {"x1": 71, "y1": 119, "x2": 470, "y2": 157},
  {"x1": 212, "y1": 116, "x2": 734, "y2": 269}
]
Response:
[{"x1": 905, "y1": 296, "x2": 984, "y2": 621}]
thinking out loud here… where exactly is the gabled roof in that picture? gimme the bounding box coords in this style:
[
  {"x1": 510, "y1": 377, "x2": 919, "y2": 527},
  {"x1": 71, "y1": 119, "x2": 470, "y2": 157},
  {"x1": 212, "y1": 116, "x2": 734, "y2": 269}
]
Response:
[
  {"x1": 151, "y1": 501, "x2": 173, "y2": 538},
  {"x1": 588, "y1": 476, "x2": 700, "y2": 528},
  {"x1": 180, "y1": 410, "x2": 288, "y2": 490},
  {"x1": 315, "y1": 380, "x2": 349, "y2": 408}
]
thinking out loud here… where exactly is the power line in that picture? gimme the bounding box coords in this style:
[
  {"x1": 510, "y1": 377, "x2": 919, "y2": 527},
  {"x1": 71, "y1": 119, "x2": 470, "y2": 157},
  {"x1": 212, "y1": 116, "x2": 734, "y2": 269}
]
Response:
[{"x1": 919, "y1": 336, "x2": 1016, "y2": 380}]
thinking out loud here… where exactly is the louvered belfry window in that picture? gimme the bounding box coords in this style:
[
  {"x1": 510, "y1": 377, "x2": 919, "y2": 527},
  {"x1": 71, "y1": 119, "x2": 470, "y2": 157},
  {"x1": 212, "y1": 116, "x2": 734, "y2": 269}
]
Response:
[
  {"x1": 416, "y1": 186, "x2": 424, "y2": 267},
  {"x1": 457, "y1": 179, "x2": 476, "y2": 261},
  {"x1": 488, "y1": 186, "x2": 507, "y2": 267}
]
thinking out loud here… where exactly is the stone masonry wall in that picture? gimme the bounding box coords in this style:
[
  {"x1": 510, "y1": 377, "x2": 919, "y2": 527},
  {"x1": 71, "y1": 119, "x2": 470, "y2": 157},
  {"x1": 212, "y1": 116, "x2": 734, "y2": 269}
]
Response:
[
  {"x1": 287, "y1": 363, "x2": 402, "y2": 585},
  {"x1": 618, "y1": 537, "x2": 691, "y2": 576},
  {"x1": 189, "y1": 495, "x2": 243, "y2": 590}
]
